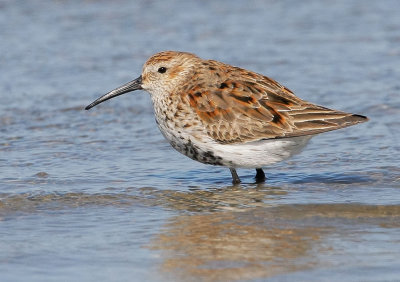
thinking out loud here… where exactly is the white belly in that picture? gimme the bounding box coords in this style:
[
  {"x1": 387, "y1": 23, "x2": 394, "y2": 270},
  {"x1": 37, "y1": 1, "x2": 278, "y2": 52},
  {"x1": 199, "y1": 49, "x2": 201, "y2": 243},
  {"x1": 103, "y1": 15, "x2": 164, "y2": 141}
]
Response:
[
  {"x1": 159, "y1": 121, "x2": 312, "y2": 168},
  {"x1": 195, "y1": 136, "x2": 312, "y2": 168}
]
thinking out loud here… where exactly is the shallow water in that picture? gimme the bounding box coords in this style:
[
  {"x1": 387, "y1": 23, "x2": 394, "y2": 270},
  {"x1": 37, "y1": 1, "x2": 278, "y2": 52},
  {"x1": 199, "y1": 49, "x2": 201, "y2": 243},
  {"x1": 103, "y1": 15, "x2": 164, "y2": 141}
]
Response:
[{"x1": 1, "y1": 0, "x2": 399, "y2": 281}]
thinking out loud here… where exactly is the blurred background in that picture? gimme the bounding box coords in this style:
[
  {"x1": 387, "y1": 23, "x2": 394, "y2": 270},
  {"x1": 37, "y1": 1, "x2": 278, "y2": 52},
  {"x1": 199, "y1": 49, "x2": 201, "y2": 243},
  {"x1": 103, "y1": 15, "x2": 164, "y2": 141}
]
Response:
[{"x1": 1, "y1": 0, "x2": 399, "y2": 281}]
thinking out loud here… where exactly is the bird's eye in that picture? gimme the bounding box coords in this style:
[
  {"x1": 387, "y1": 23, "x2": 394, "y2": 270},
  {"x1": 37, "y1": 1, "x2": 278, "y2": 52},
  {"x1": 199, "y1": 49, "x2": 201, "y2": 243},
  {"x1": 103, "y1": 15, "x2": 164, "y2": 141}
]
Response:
[{"x1": 158, "y1": 67, "x2": 167, "y2": 73}]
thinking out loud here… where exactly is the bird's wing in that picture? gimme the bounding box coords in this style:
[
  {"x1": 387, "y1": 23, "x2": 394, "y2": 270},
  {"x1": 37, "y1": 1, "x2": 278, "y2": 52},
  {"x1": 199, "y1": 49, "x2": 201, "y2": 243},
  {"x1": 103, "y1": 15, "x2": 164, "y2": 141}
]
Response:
[{"x1": 185, "y1": 65, "x2": 367, "y2": 144}]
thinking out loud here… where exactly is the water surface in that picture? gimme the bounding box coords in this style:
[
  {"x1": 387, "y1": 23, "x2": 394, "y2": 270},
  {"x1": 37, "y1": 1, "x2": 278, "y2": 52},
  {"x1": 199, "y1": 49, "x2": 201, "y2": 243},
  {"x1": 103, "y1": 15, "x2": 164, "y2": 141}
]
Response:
[{"x1": 1, "y1": 0, "x2": 399, "y2": 281}]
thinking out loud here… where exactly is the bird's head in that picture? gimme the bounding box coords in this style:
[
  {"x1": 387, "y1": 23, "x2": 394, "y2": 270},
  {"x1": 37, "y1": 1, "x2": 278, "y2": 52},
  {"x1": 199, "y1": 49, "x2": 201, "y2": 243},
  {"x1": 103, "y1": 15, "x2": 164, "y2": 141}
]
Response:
[{"x1": 85, "y1": 51, "x2": 198, "y2": 110}]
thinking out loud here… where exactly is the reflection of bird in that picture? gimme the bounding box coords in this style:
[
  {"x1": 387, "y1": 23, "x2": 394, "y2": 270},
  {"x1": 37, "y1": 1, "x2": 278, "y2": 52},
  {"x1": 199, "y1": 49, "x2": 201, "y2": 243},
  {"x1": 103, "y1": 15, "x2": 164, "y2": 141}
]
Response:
[{"x1": 86, "y1": 51, "x2": 368, "y2": 184}]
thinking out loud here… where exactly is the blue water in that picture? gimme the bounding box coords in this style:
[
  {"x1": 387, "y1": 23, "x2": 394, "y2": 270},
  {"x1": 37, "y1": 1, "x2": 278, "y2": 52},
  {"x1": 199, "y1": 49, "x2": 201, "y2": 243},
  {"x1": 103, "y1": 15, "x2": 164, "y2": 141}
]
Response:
[{"x1": 1, "y1": 0, "x2": 399, "y2": 281}]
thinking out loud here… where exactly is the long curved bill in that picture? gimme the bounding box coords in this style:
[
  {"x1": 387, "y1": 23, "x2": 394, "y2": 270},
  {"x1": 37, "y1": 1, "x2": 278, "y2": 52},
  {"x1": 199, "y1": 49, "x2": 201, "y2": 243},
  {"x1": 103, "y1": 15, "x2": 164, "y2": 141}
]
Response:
[{"x1": 85, "y1": 76, "x2": 142, "y2": 110}]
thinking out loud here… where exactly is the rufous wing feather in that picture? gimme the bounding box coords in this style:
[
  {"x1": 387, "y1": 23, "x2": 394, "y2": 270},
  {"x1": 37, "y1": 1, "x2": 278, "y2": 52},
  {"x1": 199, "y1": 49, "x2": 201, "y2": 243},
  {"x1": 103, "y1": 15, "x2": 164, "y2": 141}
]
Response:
[{"x1": 185, "y1": 61, "x2": 368, "y2": 144}]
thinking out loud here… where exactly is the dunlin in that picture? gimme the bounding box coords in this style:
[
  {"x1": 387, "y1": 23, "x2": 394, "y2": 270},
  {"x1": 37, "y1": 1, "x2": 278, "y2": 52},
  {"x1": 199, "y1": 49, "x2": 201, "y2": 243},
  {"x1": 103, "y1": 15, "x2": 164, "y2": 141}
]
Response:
[{"x1": 86, "y1": 51, "x2": 368, "y2": 184}]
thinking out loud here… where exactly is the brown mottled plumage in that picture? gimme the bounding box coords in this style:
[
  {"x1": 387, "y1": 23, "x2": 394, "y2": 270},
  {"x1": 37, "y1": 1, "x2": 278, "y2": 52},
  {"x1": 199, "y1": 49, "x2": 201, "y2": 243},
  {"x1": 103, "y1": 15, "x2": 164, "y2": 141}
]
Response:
[{"x1": 86, "y1": 51, "x2": 368, "y2": 184}]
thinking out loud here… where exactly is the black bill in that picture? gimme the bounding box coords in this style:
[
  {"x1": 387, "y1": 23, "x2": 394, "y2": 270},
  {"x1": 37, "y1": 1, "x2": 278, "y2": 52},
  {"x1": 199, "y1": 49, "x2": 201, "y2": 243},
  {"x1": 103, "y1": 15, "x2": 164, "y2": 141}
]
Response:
[{"x1": 85, "y1": 76, "x2": 142, "y2": 110}]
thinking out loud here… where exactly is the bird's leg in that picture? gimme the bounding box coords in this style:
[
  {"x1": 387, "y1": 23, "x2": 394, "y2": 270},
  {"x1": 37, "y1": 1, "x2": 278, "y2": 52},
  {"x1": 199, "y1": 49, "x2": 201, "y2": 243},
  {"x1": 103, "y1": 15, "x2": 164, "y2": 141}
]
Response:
[
  {"x1": 229, "y1": 168, "x2": 241, "y2": 184},
  {"x1": 255, "y1": 168, "x2": 266, "y2": 183}
]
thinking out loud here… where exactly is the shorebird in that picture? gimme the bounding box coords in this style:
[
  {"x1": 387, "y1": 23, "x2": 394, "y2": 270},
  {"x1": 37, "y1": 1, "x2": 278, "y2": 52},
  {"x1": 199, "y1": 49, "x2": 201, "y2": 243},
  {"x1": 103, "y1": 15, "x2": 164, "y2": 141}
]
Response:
[{"x1": 86, "y1": 51, "x2": 368, "y2": 184}]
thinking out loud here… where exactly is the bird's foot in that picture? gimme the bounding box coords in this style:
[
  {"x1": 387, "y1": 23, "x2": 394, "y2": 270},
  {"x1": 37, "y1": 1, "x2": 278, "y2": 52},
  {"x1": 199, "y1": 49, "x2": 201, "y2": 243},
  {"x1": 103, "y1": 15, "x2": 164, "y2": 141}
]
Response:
[
  {"x1": 229, "y1": 168, "x2": 241, "y2": 184},
  {"x1": 255, "y1": 168, "x2": 266, "y2": 183}
]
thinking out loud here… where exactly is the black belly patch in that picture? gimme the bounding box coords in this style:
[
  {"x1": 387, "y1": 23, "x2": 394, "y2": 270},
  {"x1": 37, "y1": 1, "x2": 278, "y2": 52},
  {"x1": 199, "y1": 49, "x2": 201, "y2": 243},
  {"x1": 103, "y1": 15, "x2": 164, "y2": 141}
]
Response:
[{"x1": 177, "y1": 140, "x2": 223, "y2": 166}]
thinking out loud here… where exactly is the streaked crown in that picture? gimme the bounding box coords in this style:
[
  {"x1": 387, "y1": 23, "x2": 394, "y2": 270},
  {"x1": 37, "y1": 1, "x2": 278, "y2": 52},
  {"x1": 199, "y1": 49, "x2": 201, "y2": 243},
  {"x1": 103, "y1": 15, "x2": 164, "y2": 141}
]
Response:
[{"x1": 141, "y1": 51, "x2": 200, "y2": 95}]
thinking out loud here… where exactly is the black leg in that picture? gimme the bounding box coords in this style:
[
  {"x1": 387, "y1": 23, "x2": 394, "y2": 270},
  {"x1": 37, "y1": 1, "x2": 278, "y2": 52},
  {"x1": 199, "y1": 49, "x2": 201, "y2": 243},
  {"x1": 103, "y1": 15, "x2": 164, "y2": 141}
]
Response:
[
  {"x1": 229, "y1": 168, "x2": 241, "y2": 184},
  {"x1": 255, "y1": 168, "x2": 266, "y2": 183}
]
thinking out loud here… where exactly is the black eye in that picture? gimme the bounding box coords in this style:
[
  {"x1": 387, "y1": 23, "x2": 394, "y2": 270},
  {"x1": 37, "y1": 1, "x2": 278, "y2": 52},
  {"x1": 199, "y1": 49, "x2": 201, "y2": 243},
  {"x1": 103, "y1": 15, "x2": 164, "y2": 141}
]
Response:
[{"x1": 158, "y1": 67, "x2": 167, "y2": 73}]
